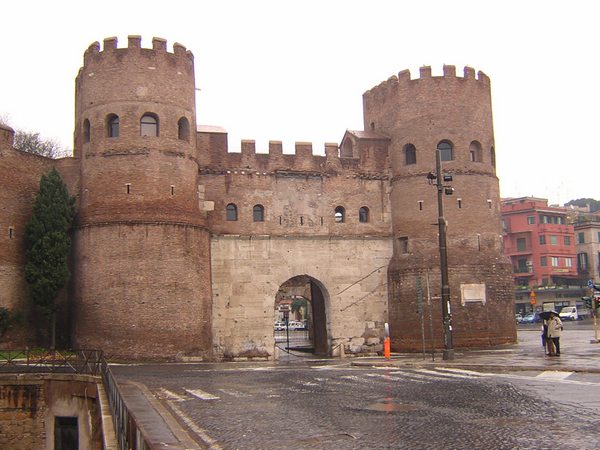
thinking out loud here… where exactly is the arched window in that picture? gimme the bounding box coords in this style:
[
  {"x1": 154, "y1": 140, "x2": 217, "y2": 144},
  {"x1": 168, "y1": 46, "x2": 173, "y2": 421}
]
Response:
[
  {"x1": 469, "y1": 140, "x2": 482, "y2": 162},
  {"x1": 178, "y1": 117, "x2": 190, "y2": 141},
  {"x1": 437, "y1": 140, "x2": 453, "y2": 161},
  {"x1": 359, "y1": 206, "x2": 369, "y2": 223},
  {"x1": 334, "y1": 206, "x2": 345, "y2": 223},
  {"x1": 107, "y1": 114, "x2": 119, "y2": 138},
  {"x1": 404, "y1": 143, "x2": 417, "y2": 165},
  {"x1": 140, "y1": 113, "x2": 159, "y2": 137},
  {"x1": 83, "y1": 119, "x2": 91, "y2": 143},
  {"x1": 226, "y1": 203, "x2": 238, "y2": 221},
  {"x1": 490, "y1": 146, "x2": 496, "y2": 168},
  {"x1": 253, "y1": 204, "x2": 265, "y2": 222}
]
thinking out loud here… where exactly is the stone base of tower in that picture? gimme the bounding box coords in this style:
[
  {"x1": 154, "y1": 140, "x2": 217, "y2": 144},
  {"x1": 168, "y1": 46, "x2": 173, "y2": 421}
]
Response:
[
  {"x1": 71, "y1": 222, "x2": 212, "y2": 361},
  {"x1": 387, "y1": 259, "x2": 516, "y2": 352}
]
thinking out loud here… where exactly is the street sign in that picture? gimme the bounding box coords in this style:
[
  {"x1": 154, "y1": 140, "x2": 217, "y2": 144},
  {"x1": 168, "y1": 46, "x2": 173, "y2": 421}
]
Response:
[{"x1": 588, "y1": 279, "x2": 594, "y2": 289}]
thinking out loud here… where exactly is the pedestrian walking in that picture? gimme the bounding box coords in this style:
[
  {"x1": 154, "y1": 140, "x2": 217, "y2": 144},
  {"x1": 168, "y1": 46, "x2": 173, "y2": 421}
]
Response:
[
  {"x1": 547, "y1": 312, "x2": 563, "y2": 356},
  {"x1": 541, "y1": 322, "x2": 553, "y2": 355}
]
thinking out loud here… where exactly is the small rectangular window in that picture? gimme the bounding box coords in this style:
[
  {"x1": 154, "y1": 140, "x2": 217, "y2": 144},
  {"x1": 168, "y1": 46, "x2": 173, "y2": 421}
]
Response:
[
  {"x1": 578, "y1": 232, "x2": 585, "y2": 244},
  {"x1": 540, "y1": 256, "x2": 547, "y2": 267},
  {"x1": 527, "y1": 216, "x2": 535, "y2": 225},
  {"x1": 398, "y1": 236, "x2": 409, "y2": 254},
  {"x1": 418, "y1": 200, "x2": 423, "y2": 211},
  {"x1": 457, "y1": 199, "x2": 462, "y2": 209},
  {"x1": 550, "y1": 235, "x2": 558, "y2": 245},
  {"x1": 487, "y1": 199, "x2": 492, "y2": 209},
  {"x1": 551, "y1": 257, "x2": 559, "y2": 267},
  {"x1": 8, "y1": 227, "x2": 14, "y2": 239},
  {"x1": 170, "y1": 185, "x2": 175, "y2": 195},
  {"x1": 126, "y1": 183, "x2": 131, "y2": 194},
  {"x1": 564, "y1": 236, "x2": 571, "y2": 246},
  {"x1": 539, "y1": 235, "x2": 546, "y2": 245}
]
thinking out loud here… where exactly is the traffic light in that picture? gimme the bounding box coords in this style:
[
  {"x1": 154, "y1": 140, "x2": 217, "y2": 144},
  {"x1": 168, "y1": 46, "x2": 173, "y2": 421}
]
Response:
[
  {"x1": 592, "y1": 283, "x2": 600, "y2": 292},
  {"x1": 582, "y1": 296, "x2": 593, "y2": 309}
]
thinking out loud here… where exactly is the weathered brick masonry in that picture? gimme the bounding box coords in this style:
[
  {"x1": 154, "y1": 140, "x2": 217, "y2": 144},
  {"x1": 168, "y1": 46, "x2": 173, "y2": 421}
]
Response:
[{"x1": 0, "y1": 36, "x2": 515, "y2": 360}]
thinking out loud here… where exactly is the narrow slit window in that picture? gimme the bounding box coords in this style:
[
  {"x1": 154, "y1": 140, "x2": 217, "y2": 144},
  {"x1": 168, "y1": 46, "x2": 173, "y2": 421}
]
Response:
[
  {"x1": 418, "y1": 200, "x2": 423, "y2": 211},
  {"x1": 457, "y1": 199, "x2": 462, "y2": 209},
  {"x1": 487, "y1": 199, "x2": 492, "y2": 209},
  {"x1": 300, "y1": 216, "x2": 304, "y2": 225},
  {"x1": 126, "y1": 183, "x2": 131, "y2": 194},
  {"x1": 9, "y1": 227, "x2": 14, "y2": 239},
  {"x1": 170, "y1": 185, "x2": 175, "y2": 196},
  {"x1": 399, "y1": 236, "x2": 409, "y2": 254},
  {"x1": 83, "y1": 119, "x2": 90, "y2": 143},
  {"x1": 178, "y1": 117, "x2": 190, "y2": 141}
]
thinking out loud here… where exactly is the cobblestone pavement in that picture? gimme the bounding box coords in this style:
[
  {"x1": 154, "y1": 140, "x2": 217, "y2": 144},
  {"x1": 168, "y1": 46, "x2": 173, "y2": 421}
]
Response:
[{"x1": 110, "y1": 326, "x2": 600, "y2": 449}]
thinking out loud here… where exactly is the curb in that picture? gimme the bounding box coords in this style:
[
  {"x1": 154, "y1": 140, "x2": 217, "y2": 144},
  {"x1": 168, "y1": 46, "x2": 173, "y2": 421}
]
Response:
[{"x1": 349, "y1": 359, "x2": 600, "y2": 374}]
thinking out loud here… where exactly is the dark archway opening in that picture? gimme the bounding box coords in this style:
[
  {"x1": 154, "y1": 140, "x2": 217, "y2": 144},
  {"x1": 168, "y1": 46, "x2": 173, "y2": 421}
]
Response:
[{"x1": 275, "y1": 275, "x2": 328, "y2": 355}]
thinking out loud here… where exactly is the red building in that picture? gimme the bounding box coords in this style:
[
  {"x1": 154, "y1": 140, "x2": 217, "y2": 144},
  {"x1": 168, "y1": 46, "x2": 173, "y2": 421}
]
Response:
[{"x1": 501, "y1": 197, "x2": 578, "y2": 288}]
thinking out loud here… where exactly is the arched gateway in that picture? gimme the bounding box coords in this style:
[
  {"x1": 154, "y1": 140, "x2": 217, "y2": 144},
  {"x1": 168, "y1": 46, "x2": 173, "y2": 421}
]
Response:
[{"x1": 275, "y1": 275, "x2": 329, "y2": 355}]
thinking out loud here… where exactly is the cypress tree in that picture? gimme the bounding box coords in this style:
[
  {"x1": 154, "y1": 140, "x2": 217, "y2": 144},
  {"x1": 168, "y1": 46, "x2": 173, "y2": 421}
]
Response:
[{"x1": 24, "y1": 168, "x2": 75, "y2": 349}]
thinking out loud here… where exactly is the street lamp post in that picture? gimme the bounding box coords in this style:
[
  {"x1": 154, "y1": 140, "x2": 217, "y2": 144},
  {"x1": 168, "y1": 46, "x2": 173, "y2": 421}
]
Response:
[{"x1": 429, "y1": 149, "x2": 455, "y2": 360}]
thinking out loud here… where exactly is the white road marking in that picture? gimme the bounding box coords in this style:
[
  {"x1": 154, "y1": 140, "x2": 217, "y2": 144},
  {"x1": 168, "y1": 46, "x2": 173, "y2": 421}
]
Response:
[
  {"x1": 158, "y1": 388, "x2": 186, "y2": 402},
  {"x1": 536, "y1": 371, "x2": 573, "y2": 380},
  {"x1": 185, "y1": 388, "x2": 220, "y2": 400},
  {"x1": 217, "y1": 388, "x2": 249, "y2": 398}
]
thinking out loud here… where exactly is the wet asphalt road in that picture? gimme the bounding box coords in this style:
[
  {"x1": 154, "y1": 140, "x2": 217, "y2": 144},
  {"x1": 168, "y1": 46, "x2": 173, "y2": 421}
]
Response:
[{"x1": 111, "y1": 360, "x2": 600, "y2": 450}]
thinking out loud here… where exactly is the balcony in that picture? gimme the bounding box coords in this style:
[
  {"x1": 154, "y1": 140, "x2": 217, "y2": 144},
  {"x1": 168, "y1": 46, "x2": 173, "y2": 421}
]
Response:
[{"x1": 513, "y1": 266, "x2": 533, "y2": 274}]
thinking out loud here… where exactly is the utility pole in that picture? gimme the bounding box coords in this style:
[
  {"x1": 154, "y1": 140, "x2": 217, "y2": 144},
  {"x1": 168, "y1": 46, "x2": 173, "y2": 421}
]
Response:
[{"x1": 428, "y1": 150, "x2": 455, "y2": 360}]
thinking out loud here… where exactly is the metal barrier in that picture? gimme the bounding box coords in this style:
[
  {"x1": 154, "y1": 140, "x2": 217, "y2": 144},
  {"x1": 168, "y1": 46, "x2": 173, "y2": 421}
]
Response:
[
  {"x1": 0, "y1": 348, "x2": 103, "y2": 374},
  {"x1": 101, "y1": 360, "x2": 151, "y2": 450},
  {"x1": 0, "y1": 348, "x2": 151, "y2": 450}
]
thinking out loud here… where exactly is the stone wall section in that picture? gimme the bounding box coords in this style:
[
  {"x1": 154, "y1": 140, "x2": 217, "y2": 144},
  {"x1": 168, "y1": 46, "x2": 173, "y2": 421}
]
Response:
[{"x1": 211, "y1": 235, "x2": 392, "y2": 359}]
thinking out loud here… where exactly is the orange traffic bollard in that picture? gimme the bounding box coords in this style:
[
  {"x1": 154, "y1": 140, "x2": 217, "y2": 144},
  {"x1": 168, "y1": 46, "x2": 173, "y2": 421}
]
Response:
[{"x1": 384, "y1": 336, "x2": 391, "y2": 359}]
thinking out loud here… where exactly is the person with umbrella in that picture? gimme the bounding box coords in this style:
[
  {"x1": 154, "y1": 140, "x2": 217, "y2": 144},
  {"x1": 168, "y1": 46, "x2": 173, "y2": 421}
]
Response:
[
  {"x1": 539, "y1": 310, "x2": 557, "y2": 356},
  {"x1": 546, "y1": 311, "x2": 563, "y2": 356}
]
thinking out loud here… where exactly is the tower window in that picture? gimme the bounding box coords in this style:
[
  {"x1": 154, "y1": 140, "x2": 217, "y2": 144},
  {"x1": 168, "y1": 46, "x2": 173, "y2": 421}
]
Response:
[
  {"x1": 126, "y1": 183, "x2": 131, "y2": 194},
  {"x1": 253, "y1": 204, "x2": 265, "y2": 222},
  {"x1": 178, "y1": 117, "x2": 190, "y2": 141},
  {"x1": 437, "y1": 140, "x2": 453, "y2": 161},
  {"x1": 469, "y1": 140, "x2": 482, "y2": 162},
  {"x1": 83, "y1": 119, "x2": 90, "y2": 143},
  {"x1": 418, "y1": 200, "x2": 423, "y2": 211},
  {"x1": 398, "y1": 236, "x2": 409, "y2": 254},
  {"x1": 8, "y1": 227, "x2": 14, "y2": 239},
  {"x1": 334, "y1": 206, "x2": 345, "y2": 223},
  {"x1": 140, "y1": 113, "x2": 159, "y2": 137},
  {"x1": 490, "y1": 146, "x2": 496, "y2": 168},
  {"x1": 226, "y1": 203, "x2": 238, "y2": 221},
  {"x1": 404, "y1": 143, "x2": 417, "y2": 165},
  {"x1": 107, "y1": 114, "x2": 119, "y2": 138},
  {"x1": 359, "y1": 206, "x2": 369, "y2": 223}
]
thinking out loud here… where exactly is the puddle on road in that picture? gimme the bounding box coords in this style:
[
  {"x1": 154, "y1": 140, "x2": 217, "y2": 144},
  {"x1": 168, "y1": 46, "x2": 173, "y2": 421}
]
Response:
[{"x1": 365, "y1": 397, "x2": 421, "y2": 412}]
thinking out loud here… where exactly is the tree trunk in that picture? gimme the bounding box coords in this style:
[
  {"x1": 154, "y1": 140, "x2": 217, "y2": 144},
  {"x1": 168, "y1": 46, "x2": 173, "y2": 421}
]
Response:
[{"x1": 50, "y1": 311, "x2": 56, "y2": 350}]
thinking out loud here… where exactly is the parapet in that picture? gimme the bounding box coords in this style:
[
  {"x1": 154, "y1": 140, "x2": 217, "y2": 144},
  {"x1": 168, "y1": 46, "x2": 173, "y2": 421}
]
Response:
[
  {"x1": 364, "y1": 65, "x2": 490, "y2": 97},
  {"x1": 83, "y1": 35, "x2": 194, "y2": 67}
]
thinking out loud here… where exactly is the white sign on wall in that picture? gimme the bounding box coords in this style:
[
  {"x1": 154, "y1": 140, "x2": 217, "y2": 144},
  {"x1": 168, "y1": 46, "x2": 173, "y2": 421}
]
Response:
[{"x1": 460, "y1": 283, "x2": 487, "y2": 305}]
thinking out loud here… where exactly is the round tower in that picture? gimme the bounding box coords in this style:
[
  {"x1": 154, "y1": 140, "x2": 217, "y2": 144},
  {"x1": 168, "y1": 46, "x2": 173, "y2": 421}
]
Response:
[
  {"x1": 363, "y1": 65, "x2": 515, "y2": 351},
  {"x1": 72, "y1": 36, "x2": 212, "y2": 359}
]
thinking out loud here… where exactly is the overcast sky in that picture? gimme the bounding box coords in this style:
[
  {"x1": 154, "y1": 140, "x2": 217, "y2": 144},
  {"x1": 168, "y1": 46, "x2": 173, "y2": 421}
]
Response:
[{"x1": 1, "y1": 1, "x2": 598, "y2": 205}]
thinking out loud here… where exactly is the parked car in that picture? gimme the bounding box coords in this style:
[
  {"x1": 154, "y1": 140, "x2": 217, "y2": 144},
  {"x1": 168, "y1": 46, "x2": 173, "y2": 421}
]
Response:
[
  {"x1": 521, "y1": 312, "x2": 542, "y2": 323},
  {"x1": 559, "y1": 306, "x2": 581, "y2": 321},
  {"x1": 288, "y1": 321, "x2": 306, "y2": 330},
  {"x1": 515, "y1": 313, "x2": 523, "y2": 323},
  {"x1": 274, "y1": 322, "x2": 286, "y2": 331}
]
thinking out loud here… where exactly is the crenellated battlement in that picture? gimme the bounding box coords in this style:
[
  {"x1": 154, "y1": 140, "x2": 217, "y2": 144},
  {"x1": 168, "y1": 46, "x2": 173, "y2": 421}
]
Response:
[
  {"x1": 82, "y1": 35, "x2": 193, "y2": 68},
  {"x1": 364, "y1": 65, "x2": 490, "y2": 98},
  {"x1": 198, "y1": 134, "x2": 390, "y2": 178}
]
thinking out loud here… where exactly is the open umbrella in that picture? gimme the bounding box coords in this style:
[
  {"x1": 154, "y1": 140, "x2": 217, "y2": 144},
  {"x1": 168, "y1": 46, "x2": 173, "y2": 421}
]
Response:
[{"x1": 539, "y1": 310, "x2": 558, "y2": 321}]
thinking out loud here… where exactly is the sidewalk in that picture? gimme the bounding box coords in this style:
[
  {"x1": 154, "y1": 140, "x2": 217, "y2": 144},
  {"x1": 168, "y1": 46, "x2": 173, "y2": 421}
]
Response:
[{"x1": 351, "y1": 328, "x2": 600, "y2": 373}]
